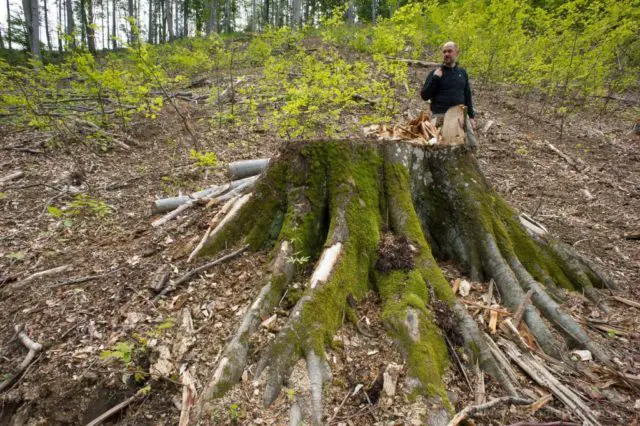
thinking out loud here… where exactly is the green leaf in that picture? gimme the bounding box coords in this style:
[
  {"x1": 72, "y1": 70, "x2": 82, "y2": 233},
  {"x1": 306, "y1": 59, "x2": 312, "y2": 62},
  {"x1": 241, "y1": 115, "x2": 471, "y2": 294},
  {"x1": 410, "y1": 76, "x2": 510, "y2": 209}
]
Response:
[
  {"x1": 63, "y1": 219, "x2": 74, "y2": 227},
  {"x1": 47, "y1": 206, "x2": 63, "y2": 218}
]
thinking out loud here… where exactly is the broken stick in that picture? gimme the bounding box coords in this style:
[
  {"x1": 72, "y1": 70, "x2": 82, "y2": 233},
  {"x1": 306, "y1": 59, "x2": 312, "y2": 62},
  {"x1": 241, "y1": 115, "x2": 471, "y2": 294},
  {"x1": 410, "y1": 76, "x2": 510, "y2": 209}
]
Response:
[
  {"x1": 546, "y1": 142, "x2": 583, "y2": 172},
  {"x1": 153, "y1": 245, "x2": 248, "y2": 301},
  {"x1": 0, "y1": 325, "x2": 43, "y2": 393},
  {"x1": 0, "y1": 170, "x2": 24, "y2": 185},
  {"x1": 12, "y1": 264, "x2": 72, "y2": 288},
  {"x1": 85, "y1": 388, "x2": 147, "y2": 426},
  {"x1": 447, "y1": 396, "x2": 533, "y2": 426}
]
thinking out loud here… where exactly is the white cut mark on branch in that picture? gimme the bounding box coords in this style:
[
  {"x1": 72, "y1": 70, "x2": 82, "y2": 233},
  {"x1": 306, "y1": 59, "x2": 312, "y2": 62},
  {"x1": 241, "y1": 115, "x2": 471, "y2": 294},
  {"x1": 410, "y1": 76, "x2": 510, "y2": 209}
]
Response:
[
  {"x1": 0, "y1": 325, "x2": 43, "y2": 393},
  {"x1": 206, "y1": 193, "x2": 252, "y2": 243},
  {"x1": 519, "y1": 213, "x2": 548, "y2": 237},
  {"x1": 310, "y1": 243, "x2": 343, "y2": 289}
]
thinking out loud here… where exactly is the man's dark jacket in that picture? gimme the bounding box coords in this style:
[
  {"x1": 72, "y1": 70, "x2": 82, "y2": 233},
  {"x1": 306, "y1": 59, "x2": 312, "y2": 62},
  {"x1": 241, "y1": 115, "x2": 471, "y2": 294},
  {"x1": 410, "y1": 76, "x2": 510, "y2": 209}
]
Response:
[{"x1": 421, "y1": 64, "x2": 475, "y2": 118}]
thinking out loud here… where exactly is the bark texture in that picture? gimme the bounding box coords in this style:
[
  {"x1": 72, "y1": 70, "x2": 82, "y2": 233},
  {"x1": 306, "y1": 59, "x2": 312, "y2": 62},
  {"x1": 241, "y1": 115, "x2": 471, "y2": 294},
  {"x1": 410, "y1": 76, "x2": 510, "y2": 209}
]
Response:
[{"x1": 191, "y1": 140, "x2": 613, "y2": 425}]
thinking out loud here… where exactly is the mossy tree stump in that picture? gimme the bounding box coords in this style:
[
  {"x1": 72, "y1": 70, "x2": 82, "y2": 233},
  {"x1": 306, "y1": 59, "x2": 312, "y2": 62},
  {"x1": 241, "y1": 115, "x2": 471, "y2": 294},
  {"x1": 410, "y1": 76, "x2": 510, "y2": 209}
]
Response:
[{"x1": 191, "y1": 140, "x2": 615, "y2": 425}]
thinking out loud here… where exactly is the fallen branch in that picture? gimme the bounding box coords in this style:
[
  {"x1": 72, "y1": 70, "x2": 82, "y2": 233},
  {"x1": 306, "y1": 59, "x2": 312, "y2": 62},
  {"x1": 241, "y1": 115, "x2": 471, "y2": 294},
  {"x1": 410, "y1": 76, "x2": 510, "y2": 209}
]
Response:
[
  {"x1": 227, "y1": 158, "x2": 270, "y2": 180},
  {"x1": 0, "y1": 325, "x2": 43, "y2": 393},
  {"x1": 50, "y1": 268, "x2": 121, "y2": 288},
  {"x1": 151, "y1": 201, "x2": 194, "y2": 228},
  {"x1": 513, "y1": 290, "x2": 533, "y2": 328},
  {"x1": 0, "y1": 170, "x2": 24, "y2": 185},
  {"x1": 187, "y1": 227, "x2": 212, "y2": 263},
  {"x1": 385, "y1": 56, "x2": 440, "y2": 68},
  {"x1": 153, "y1": 176, "x2": 257, "y2": 213},
  {"x1": 153, "y1": 245, "x2": 248, "y2": 301},
  {"x1": 85, "y1": 388, "x2": 147, "y2": 426},
  {"x1": 498, "y1": 338, "x2": 600, "y2": 426},
  {"x1": 460, "y1": 299, "x2": 512, "y2": 315},
  {"x1": 610, "y1": 295, "x2": 640, "y2": 309},
  {"x1": 12, "y1": 264, "x2": 72, "y2": 288},
  {"x1": 150, "y1": 265, "x2": 171, "y2": 293},
  {"x1": 623, "y1": 232, "x2": 640, "y2": 241},
  {"x1": 447, "y1": 396, "x2": 533, "y2": 426},
  {"x1": 546, "y1": 142, "x2": 583, "y2": 172},
  {"x1": 507, "y1": 422, "x2": 579, "y2": 426}
]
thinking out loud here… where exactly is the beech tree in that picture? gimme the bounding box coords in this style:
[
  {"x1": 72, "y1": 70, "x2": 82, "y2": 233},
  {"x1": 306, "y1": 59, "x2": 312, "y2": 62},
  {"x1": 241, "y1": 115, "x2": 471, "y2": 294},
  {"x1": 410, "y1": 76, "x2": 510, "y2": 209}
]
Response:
[
  {"x1": 189, "y1": 131, "x2": 616, "y2": 423},
  {"x1": 22, "y1": 0, "x2": 41, "y2": 58}
]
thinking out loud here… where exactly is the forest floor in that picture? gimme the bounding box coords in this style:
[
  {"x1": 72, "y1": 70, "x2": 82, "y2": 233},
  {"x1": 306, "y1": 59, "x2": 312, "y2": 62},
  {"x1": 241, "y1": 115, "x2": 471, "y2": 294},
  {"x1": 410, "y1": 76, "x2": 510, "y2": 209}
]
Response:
[{"x1": 1, "y1": 63, "x2": 639, "y2": 426}]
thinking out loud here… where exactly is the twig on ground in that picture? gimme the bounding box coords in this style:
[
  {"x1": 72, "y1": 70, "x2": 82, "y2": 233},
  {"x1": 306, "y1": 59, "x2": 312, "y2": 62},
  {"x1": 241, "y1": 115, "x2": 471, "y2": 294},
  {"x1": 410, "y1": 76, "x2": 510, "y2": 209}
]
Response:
[
  {"x1": 445, "y1": 334, "x2": 473, "y2": 392},
  {"x1": 0, "y1": 325, "x2": 43, "y2": 393},
  {"x1": 187, "y1": 227, "x2": 212, "y2": 263},
  {"x1": 498, "y1": 338, "x2": 600, "y2": 426},
  {"x1": 153, "y1": 245, "x2": 248, "y2": 301},
  {"x1": 385, "y1": 56, "x2": 439, "y2": 68},
  {"x1": 610, "y1": 295, "x2": 640, "y2": 309},
  {"x1": 546, "y1": 142, "x2": 583, "y2": 172},
  {"x1": 506, "y1": 422, "x2": 579, "y2": 426},
  {"x1": 85, "y1": 388, "x2": 147, "y2": 426},
  {"x1": 151, "y1": 201, "x2": 194, "y2": 228},
  {"x1": 11, "y1": 264, "x2": 72, "y2": 288},
  {"x1": 328, "y1": 389, "x2": 353, "y2": 424},
  {"x1": 513, "y1": 290, "x2": 534, "y2": 328},
  {"x1": 49, "y1": 268, "x2": 121, "y2": 288},
  {"x1": 475, "y1": 361, "x2": 486, "y2": 404},
  {"x1": 150, "y1": 265, "x2": 171, "y2": 293},
  {"x1": 0, "y1": 171, "x2": 24, "y2": 185},
  {"x1": 447, "y1": 396, "x2": 533, "y2": 426}
]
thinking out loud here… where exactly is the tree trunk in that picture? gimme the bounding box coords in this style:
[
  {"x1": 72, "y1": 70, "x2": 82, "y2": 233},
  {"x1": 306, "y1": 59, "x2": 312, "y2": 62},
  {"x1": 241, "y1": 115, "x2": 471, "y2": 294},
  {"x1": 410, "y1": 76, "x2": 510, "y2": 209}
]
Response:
[
  {"x1": 127, "y1": 0, "x2": 137, "y2": 44},
  {"x1": 291, "y1": 0, "x2": 300, "y2": 28},
  {"x1": 189, "y1": 137, "x2": 615, "y2": 424},
  {"x1": 85, "y1": 0, "x2": 96, "y2": 53},
  {"x1": 22, "y1": 0, "x2": 41, "y2": 59},
  {"x1": 182, "y1": 0, "x2": 188, "y2": 36},
  {"x1": 147, "y1": 0, "x2": 153, "y2": 42},
  {"x1": 65, "y1": 0, "x2": 74, "y2": 47},
  {"x1": 346, "y1": 0, "x2": 355, "y2": 24},
  {"x1": 79, "y1": 0, "x2": 88, "y2": 47},
  {"x1": 263, "y1": 0, "x2": 269, "y2": 27},
  {"x1": 222, "y1": 0, "x2": 230, "y2": 33},
  {"x1": 371, "y1": 0, "x2": 377, "y2": 25},
  {"x1": 43, "y1": 0, "x2": 52, "y2": 51},
  {"x1": 0, "y1": 27, "x2": 4, "y2": 49},
  {"x1": 111, "y1": 0, "x2": 116, "y2": 48},
  {"x1": 6, "y1": 0, "x2": 11, "y2": 49},
  {"x1": 205, "y1": 0, "x2": 216, "y2": 34},
  {"x1": 57, "y1": 0, "x2": 63, "y2": 50},
  {"x1": 165, "y1": 0, "x2": 173, "y2": 40}
]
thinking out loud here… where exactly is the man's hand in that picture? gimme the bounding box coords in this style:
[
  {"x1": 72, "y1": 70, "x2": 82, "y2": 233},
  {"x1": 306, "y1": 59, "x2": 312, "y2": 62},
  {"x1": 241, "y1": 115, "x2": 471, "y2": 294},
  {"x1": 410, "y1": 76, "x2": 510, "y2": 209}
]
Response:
[
  {"x1": 434, "y1": 67, "x2": 443, "y2": 78},
  {"x1": 470, "y1": 117, "x2": 477, "y2": 131}
]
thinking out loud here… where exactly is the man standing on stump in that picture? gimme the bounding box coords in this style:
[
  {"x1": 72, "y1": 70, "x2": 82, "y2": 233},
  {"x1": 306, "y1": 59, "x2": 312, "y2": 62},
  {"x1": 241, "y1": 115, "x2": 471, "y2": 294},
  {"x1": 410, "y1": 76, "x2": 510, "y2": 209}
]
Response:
[{"x1": 421, "y1": 41, "x2": 477, "y2": 148}]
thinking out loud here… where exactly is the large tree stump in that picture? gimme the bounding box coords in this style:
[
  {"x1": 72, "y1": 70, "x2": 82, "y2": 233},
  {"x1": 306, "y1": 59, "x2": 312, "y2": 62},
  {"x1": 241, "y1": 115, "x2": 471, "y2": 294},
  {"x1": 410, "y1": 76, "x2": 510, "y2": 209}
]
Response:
[{"x1": 191, "y1": 139, "x2": 615, "y2": 425}]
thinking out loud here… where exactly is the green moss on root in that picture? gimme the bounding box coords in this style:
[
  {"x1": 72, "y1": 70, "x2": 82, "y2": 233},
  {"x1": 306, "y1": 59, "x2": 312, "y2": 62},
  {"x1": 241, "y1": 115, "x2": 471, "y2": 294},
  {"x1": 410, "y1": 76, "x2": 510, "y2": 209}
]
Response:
[
  {"x1": 375, "y1": 270, "x2": 451, "y2": 406},
  {"x1": 298, "y1": 142, "x2": 383, "y2": 356},
  {"x1": 384, "y1": 162, "x2": 455, "y2": 304}
]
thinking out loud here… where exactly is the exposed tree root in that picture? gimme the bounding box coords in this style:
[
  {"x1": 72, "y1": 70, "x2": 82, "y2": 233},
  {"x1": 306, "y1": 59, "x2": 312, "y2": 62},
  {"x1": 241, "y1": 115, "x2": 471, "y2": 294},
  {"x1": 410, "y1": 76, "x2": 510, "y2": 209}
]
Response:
[{"x1": 191, "y1": 140, "x2": 615, "y2": 425}]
